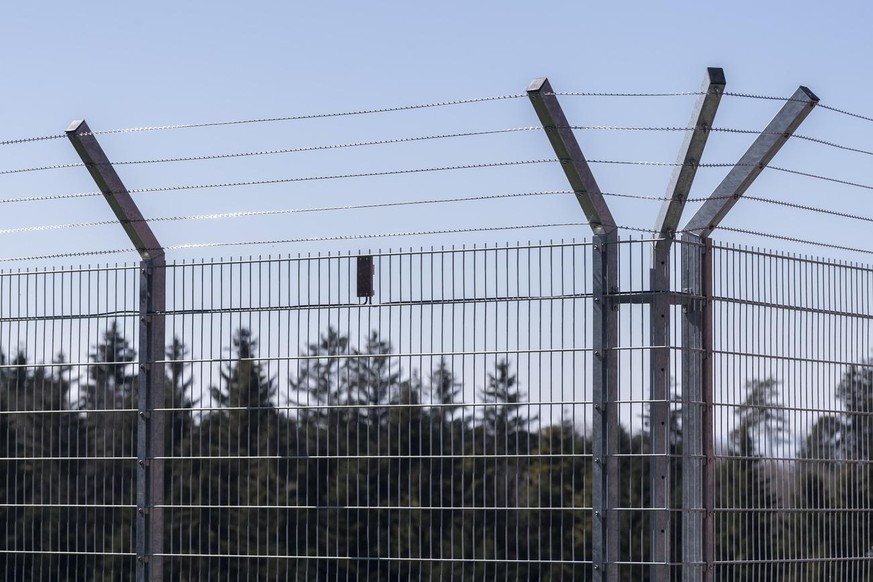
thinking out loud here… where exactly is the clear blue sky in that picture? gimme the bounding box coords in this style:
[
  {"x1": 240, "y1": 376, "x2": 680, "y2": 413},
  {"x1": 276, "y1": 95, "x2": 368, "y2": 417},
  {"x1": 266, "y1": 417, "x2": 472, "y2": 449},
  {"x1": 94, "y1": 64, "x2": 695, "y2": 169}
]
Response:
[{"x1": 0, "y1": 0, "x2": 871, "y2": 264}]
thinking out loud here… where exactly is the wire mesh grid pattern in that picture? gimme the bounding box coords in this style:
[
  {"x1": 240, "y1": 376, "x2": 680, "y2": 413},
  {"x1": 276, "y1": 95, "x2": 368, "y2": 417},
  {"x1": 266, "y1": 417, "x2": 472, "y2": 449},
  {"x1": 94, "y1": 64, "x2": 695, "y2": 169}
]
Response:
[
  {"x1": 0, "y1": 263, "x2": 141, "y2": 579},
  {"x1": 0, "y1": 238, "x2": 871, "y2": 579},
  {"x1": 160, "y1": 243, "x2": 593, "y2": 580},
  {"x1": 0, "y1": 242, "x2": 595, "y2": 580},
  {"x1": 710, "y1": 243, "x2": 873, "y2": 580}
]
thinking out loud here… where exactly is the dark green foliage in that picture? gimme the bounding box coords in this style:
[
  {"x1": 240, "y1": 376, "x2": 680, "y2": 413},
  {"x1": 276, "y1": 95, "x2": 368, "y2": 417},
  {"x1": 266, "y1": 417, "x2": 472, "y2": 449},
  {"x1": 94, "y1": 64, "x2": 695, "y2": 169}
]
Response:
[{"x1": 4, "y1": 327, "x2": 873, "y2": 579}]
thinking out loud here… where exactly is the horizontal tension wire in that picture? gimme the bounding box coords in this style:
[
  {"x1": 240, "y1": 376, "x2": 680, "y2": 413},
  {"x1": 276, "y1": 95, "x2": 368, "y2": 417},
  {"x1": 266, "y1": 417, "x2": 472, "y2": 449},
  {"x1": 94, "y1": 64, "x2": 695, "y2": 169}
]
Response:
[
  {"x1": 86, "y1": 94, "x2": 527, "y2": 135},
  {"x1": 0, "y1": 222, "x2": 592, "y2": 263},
  {"x1": 1, "y1": 159, "x2": 870, "y2": 207},
  {"x1": 1, "y1": 90, "x2": 872, "y2": 147},
  {"x1": 3, "y1": 125, "x2": 872, "y2": 178},
  {"x1": 716, "y1": 226, "x2": 873, "y2": 256},
  {"x1": 0, "y1": 191, "x2": 577, "y2": 235}
]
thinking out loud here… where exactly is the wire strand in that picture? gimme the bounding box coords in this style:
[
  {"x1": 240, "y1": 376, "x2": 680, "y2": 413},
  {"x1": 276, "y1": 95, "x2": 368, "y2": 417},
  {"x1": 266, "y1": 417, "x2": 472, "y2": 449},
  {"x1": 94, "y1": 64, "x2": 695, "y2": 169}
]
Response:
[
  {"x1": 716, "y1": 226, "x2": 873, "y2": 256},
  {"x1": 4, "y1": 124, "x2": 871, "y2": 179},
  {"x1": 554, "y1": 91, "x2": 703, "y2": 97},
  {"x1": 0, "y1": 222, "x2": 591, "y2": 263},
  {"x1": 744, "y1": 195, "x2": 873, "y2": 224},
  {"x1": 724, "y1": 91, "x2": 873, "y2": 124},
  {"x1": 0, "y1": 134, "x2": 66, "y2": 147},
  {"x1": 125, "y1": 159, "x2": 556, "y2": 195},
  {"x1": 768, "y1": 165, "x2": 873, "y2": 191},
  {"x1": 86, "y1": 94, "x2": 526, "y2": 136},
  {"x1": 0, "y1": 128, "x2": 544, "y2": 175},
  {"x1": 0, "y1": 190, "x2": 576, "y2": 235}
]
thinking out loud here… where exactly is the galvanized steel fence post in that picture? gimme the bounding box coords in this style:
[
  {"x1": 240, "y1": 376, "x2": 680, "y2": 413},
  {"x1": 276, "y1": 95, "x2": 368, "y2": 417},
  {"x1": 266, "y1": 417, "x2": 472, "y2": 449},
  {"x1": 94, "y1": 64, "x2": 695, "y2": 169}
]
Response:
[
  {"x1": 680, "y1": 233, "x2": 711, "y2": 581},
  {"x1": 528, "y1": 78, "x2": 620, "y2": 581},
  {"x1": 651, "y1": 67, "x2": 725, "y2": 581},
  {"x1": 66, "y1": 121, "x2": 167, "y2": 582},
  {"x1": 592, "y1": 231, "x2": 619, "y2": 580},
  {"x1": 679, "y1": 86, "x2": 818, "y2": 581}
]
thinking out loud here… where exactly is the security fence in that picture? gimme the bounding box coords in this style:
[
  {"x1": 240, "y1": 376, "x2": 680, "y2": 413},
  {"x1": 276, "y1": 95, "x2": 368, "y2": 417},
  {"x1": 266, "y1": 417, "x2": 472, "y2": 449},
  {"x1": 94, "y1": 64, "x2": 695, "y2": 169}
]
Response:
[
  {"x1": 0, "y1": 237, "x2": 871, "y2": 580},
  {"x1": 2, "y1": 65, "x2": 873, "y2": 581}
]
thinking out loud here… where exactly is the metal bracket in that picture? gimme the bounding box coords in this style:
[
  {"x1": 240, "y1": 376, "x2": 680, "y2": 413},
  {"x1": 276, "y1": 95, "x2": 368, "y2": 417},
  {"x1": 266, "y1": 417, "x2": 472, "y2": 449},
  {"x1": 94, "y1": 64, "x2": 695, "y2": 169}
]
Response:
[{"x1": 607, "y1": 290, "x2": 704, "y2": 306}]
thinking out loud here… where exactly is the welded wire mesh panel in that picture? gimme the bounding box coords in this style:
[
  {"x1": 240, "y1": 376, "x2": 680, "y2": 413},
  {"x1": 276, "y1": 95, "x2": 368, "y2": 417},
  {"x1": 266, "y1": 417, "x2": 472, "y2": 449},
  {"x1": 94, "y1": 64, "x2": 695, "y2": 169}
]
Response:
[
  {"x1": 0, "y1": 264, "x2": 140, "y2": 579},
  {"x1": 611, "y1": 238, "x2": 685, "y2": 581},
  {"x1": 161, "y1": 241, "x2": 593, "y2": 579},
  {"x1": 710, "y1": 243, "x2": 873, "y2": 580}
]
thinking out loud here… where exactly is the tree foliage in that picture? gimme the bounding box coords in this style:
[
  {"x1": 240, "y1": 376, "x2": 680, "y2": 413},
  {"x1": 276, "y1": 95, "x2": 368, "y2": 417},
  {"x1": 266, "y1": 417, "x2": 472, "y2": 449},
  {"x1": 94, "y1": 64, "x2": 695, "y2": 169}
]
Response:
[{"x1": 1, "y1": 326, "x2": 872, "y2": 579}]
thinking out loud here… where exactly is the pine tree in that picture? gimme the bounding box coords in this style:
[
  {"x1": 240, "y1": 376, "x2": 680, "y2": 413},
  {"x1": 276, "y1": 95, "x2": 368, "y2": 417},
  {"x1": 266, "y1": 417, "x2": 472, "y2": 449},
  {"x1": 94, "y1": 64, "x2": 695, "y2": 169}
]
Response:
[
  {"x1": 427, "y1": 357, "x2": 463, "y2": 426},
  {"x1": 835, "y1": 362, "x2": 873, "y2": 460},
  {"x1": 165, "y1": 337, "x2": 197, "y2": 451},
  {"x1": 349, "y1": 331, "x2": 399, "y2": 427},
  {"x1": 480, "y1": 359, "x2": 536, "y2": 444},
  {"x1": 289, "y1": 327, "x2": 351, "y2": 427},
  {"x1": 181, "y1": 328, "x2": 284, "y2": 579}
]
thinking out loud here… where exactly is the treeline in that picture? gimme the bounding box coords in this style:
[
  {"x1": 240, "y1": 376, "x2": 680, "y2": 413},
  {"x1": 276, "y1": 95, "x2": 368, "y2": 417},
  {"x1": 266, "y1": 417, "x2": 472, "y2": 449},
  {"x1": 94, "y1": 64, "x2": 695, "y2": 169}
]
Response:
[{"x1": 0, "y1": 323, "x2": 870, "y2": 580}]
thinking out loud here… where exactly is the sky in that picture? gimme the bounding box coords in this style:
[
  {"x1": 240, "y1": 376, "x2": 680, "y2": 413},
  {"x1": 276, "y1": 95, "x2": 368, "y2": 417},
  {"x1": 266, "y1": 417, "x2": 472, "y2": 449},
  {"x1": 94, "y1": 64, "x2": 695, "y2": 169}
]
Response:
[
  {"x1": 0, "y1": 1, "x2": 868, "y2": 443},
  {"x1": 0, "y1": 0, "x2": 871, "y2": 266}
]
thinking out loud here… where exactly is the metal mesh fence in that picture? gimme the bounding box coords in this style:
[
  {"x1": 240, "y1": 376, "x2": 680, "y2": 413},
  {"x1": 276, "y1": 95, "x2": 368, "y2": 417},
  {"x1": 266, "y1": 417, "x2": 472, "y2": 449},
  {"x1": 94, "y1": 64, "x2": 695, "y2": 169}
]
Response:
[
  {"x1": 160, "y1": 243, "x2": 592, "y2": 579},
  {"x1": 710, "y1": 243, "x2": 873, "y2": 580},
  {"x1": 0, "y1": 264, "x2": 140, "y2": 579},
  {"x1": 0, "y1": 238, "x2": 871, "y2": 579}
]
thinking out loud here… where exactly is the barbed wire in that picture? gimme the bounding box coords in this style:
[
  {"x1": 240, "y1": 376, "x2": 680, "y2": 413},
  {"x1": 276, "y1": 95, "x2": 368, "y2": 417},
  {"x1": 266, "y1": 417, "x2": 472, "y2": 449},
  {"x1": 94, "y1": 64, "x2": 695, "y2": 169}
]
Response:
[
  {"x1": 1, "y1": 152, "x2": 869, "y2": 207},
  {"x1": 724, "y1": 91, "x2": 873, "y2": 124},
  {"x1": 716, "y1": 226, "x2": 873, "y2": 256},
  {"x1": 0, "y1": 190, "x2": 100, "y2": 205},
  {"x1": 553, "y1": 91, "x2": 703, "y2": 97},
  {"x1": 5, "y1": 210, "x2": 873, "y2": 260},
  {"x1": 0, "y1": 222, "x2": 591, "y2": 263},
  {"x1": 87, "y1": 94, "x2": 527, "y2": 136},
  {"x1": 0, "y1": 191, "x2": 577, "y2": 235},
  {"x1": 768, "y1": 165, "x2": 873, "y2": 191},
  {"x1": 0, "y1": 87, "x2": 871, "y2": 150},
  {"x1": 0, "y1": 189, "x2": 781, "y2": 236},
  {"x1": 0, "y1": 134, "x2": 66, "y2": 147},
  {"x1": 125, "y1": 159, "x2": 557, "y2": 195},
  {"x1": 0, "y1": 127, "x2": 543, "y2": 176},
  {"x1": 744, "y1": 195, "x2": 873, "y2": 224},
  {"x1": 2, "y1": 122, "x2": 872, "y2": 179}
]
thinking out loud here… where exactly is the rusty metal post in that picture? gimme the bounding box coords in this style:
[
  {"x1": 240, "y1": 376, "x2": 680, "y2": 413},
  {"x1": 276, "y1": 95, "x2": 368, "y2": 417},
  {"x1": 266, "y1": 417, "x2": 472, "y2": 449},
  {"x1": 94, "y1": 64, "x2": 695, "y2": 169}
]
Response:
[{"x1": 66, "y1": 120, "x2": 166, "y2": 582}]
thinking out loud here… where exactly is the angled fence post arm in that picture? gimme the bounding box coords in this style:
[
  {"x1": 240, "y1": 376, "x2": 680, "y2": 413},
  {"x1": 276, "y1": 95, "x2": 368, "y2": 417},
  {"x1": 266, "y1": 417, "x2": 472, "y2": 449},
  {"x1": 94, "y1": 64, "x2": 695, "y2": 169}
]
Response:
[
  {"x1": 654, "y1": 67, "x2": 726, "y2": 246},
  {"x1": 682, "y1": 86, "x2": 819, "y2": 238},
  {"x1": 527, "y1": 77, "x2": 616, "y2": 235},
  {"x1": 66, "y1": 120, "x2": 166, "y2": 582},
  {"x1": 678, "y1": 84, "x2": 816, "y2": 581},
  {"x1": 66, "y1": 120, "x2": 164, "y2": 261},
  {"x1": 528, "y1": 78, "x2": 618, "y2": 581},
  {"x1": 650, "y1": 67, "x2": 725, "y2": 582}
]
